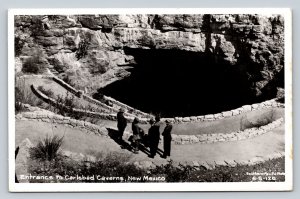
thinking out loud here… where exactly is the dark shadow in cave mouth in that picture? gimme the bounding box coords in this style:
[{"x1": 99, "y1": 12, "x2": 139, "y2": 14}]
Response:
[{"x1": 99, "y1": 48, "x2": 262, "y2": 118}]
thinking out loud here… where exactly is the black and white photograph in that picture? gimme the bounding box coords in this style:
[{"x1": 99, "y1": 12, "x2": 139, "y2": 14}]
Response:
[{"x1": 8, "y1": 8, "x2": 292, "y2": 192}]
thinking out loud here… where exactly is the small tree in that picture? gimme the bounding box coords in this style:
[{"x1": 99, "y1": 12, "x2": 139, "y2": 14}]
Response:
[
  {"x1": 15, "y1": 36, "x2": 25, "y2": 57},
  {"x1": 76, "y1": 39, "x2": 89, "y2": 60}
]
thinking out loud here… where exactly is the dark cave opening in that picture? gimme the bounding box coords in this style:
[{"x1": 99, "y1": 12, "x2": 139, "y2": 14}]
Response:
[{"x1": 99, "y1": 48, "x2": 262, "y2": 118}]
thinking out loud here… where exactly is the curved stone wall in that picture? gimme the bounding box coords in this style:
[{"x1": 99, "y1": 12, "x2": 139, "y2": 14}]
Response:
[
  {"x1": 20, "y1": 74, "x2": 285, "y2": 125},
  {"x1": 163, "y1": 99, "x2": 284, "y2": 124},
  {"x1": 16, "y1": 106, "x2": 108, "y2": 137},
  {"x1": 52, "y1": 76, "x2": 118, "y2": 113},
  {"x1": 171, "y1": 118, "x2": 284, "y2": 145},
  {"x1": 52, "y1": 76, "x2": 152, "y2": 118},
  {"x1": 30, "y1": 84, "x2": 149, "y2": 123},
  {"x1": 103, "y1": 95, "x2": 152, "y2": 118},
  {"x1": 17, "y1": 104, "x2": 284, "y2": 145}
]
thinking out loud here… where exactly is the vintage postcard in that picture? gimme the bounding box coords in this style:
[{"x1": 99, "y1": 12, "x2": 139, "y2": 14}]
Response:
[{"x1": 8, "y1": 8, "x2": 292, "y2": 192}]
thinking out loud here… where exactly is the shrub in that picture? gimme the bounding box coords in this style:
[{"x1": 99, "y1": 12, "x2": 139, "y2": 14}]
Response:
[
  {"x1": 37, "y1": 86, "x2": 54, "y2": 98},
  {"x1": 54, "y1": 93, "x2": 76, "y2": 116},
  {"x1": 15, "y1": 78, "x2": 43, "y2": 113},
  {"x1": 150, "y1": 160, "x2": 194, "y2": 182},
  {"x1": 92, "y1": 89, "x2": 111, "y2": 105},
  {"x1": 15, "y1": 36, "x2": 25, "y2": 57},
  {"x1": 82, "y1": 152, "x2": 146, "y2": 182},
  {"x1": 62, "y1": 75, "x2": 75, "y2": 88},
  {"x1": 22, "y1": 49, "x2": 48, "y2": 74},
  {"x1": 15, "y1": 87, "x2": 25, "y2": 113},
  {"x1": 30, "y1": 134, "x2": 64, "y2": 161},
  {"x1": 30, "y1": 16, "x2": 45, "y2": 37},
  {"x1": 138, "y1": 33, "x2": 156, "y2": 47},
  {"x1": 27, "y1": 150, "x2": 285, "y2": 183},
  {"x1": 75, "y1": 39, "x2": 89, "y2": 60},
  {"x1": 51, "y1": 59, "x2": 65, "y2": 73},
  {"x1": 28, "y1": 151, "x2": 146, "y2": 183},
  {"x1": 47, "y1": 15, "x2": 60, "y2": 22}
]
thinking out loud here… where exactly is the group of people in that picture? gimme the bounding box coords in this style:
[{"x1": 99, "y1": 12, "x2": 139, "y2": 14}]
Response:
[{"x1": 117, "y1": 108, "x2": 173, "y2": 159}]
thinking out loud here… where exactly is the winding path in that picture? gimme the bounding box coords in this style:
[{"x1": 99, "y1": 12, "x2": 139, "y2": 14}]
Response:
[{"x1": 15, "y1": 119, "x2": 285, "y2": 167}]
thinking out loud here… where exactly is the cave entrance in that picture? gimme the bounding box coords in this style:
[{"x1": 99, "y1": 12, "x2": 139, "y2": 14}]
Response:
[{"x1": 99, "y1": 48, "x2": 260, "y2": 118}]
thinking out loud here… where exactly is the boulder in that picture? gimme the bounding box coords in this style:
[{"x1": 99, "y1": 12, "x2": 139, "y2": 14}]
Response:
[
  {"x1": 15, "y1": 138, "x2": 34, "y2": 183},
  {"x1": 222, "y1": 111, "x2": 232, "y2": 117}
]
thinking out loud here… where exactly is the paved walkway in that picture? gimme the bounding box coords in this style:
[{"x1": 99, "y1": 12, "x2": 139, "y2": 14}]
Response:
[{"x1": 16, "y1": 120, "x2": 285, "y2": 166}]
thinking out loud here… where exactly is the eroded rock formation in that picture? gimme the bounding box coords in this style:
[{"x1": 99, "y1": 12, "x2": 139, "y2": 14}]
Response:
[{"x1": 15, "y1": 14, "x2": 284, "y2": 98}]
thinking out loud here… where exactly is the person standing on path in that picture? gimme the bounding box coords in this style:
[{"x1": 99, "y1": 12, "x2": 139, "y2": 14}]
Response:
[
  {"x1": 147, "y1": 118, "x2": 160, "y2": 158},
  {"x1": 117, "y1": 108, "x2": 127, "y2": 143},
  {"x1": 131, "y1": 117, "x2": 144, "y2": 154},
  {"x1": 148, "y1": 115, "x2": 162, "y2": 158},
  {"x1": 162, "y1": 120, "x2": 173, "y2": 159}
]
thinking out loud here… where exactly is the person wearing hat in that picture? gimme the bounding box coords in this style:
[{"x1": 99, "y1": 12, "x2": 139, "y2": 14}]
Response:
[
  {"x1": 147, "y1": 118, "x2": 160, "y2": 158},
  {"x1": 117, "y1": 108, "x2": 127, "y2": 143},
  {"x1": 131, "y1": 117, "x2": 144, "y2": 154},
  {"x1": 161, "y1": 120, "x2": 173, "y2": 158},
  {"x1": 148, "y1": 115, "x2": 162, "y2": 158}
]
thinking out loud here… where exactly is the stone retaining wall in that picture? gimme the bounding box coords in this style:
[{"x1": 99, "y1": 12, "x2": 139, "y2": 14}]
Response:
[
  {"x1": 16, "y1": 74, "x2": 53, "y2": 80},
  {"x1": 103, "y1": 95, "x2": 152, "y2": 118},
  {"x1": 16, "y1": 108, "x2": 108, "y2": 137},
  {"x1": 170, "y1": 118, "x2": 284, "y2": 145},
  {"x1": 16, "y1": 104, "x2": 284, "y2": 145},
  {"x1": 52, "y1": 76, "x2": 118, "y2": 113},
  {"x1": 162, "y1": 99, "x2": 284, "y2": 124},
  {"x1": 52, "y1": 75, "x2": 152, "y2": 118},
  {"x1": 31, "y1": 84, "x2": 149, "y2": 124},
  {"x1": 52, "y1": 76, "x2": 78, "y2": 95}
]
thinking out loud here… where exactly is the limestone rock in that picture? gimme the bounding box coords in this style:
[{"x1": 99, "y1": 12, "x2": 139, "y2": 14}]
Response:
[
  {"x1": 222, "y1": 111, "x2": 233, "y2": 117},
  {"x1": 15, "y1": 14, "x2": 284, "y2": 97},
  {"x1": 15, "y1": 138, "x2": 34, "y2": 183}
]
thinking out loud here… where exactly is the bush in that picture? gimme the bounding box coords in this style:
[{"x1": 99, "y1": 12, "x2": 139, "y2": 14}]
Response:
[
  {"x1": 62, "y1": 75, "x2": 75, "y2": 88},
  {"x1": 75, "y1": 39, "x2": 89, "y2": 60},
  {"x1": 47, "y1": 15, "x2": 60, "y2": 22},
  {"x1": 28, "y1": 151, "x2": 146, "y2": 183},
  {"x1": 150, "y1": 160, "x2": 194, "y2": 182},
  {"x1": 15, "y1": 87, "x2": 25, "y2": 113},
  {"x1": 27, "y1": 150, "x2": 285, "y2": 183},
  {"x1": 54, "y1": 93, "x2": 76, "y2": 116},
  {"x1": 37, "y1": 86, "x2": 54, "y2": 98},
  {"x1": 30, "y1": 17, "x2": 45, "y2": 37},
  {"x1": 15, "y1": 78, "x2": 43, "y2": 113},
  {"x1": 51, "y1": 59, "x2": 65, "y2": 73},
  {"x1": 30, "y1": 134, "x2": 64, "y2": 161},
  {"x1": 15, "y1": 36, "x2": 25, "y2": 57},
  {"x1": 138, "y1": 33, "x2": 156, "y2": 47},
  {"x1": 22, "y1": 49, "x2": 48, "y2": 74}
]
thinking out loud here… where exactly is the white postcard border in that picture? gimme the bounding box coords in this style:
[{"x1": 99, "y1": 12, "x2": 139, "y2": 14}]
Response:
[{"x1": 8, "y1": 8, "x2": 293, "y2": 192}]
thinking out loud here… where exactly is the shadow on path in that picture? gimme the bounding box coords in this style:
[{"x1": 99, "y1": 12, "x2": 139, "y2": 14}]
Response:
[{"x1": 106, "y1": 128, "x2": 164, "y2": 157}]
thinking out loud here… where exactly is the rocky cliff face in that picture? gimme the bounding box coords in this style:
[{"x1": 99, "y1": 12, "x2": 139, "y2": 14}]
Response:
[{"x1": 15, "y1": 14, "x2": 284, "y2": 97}]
